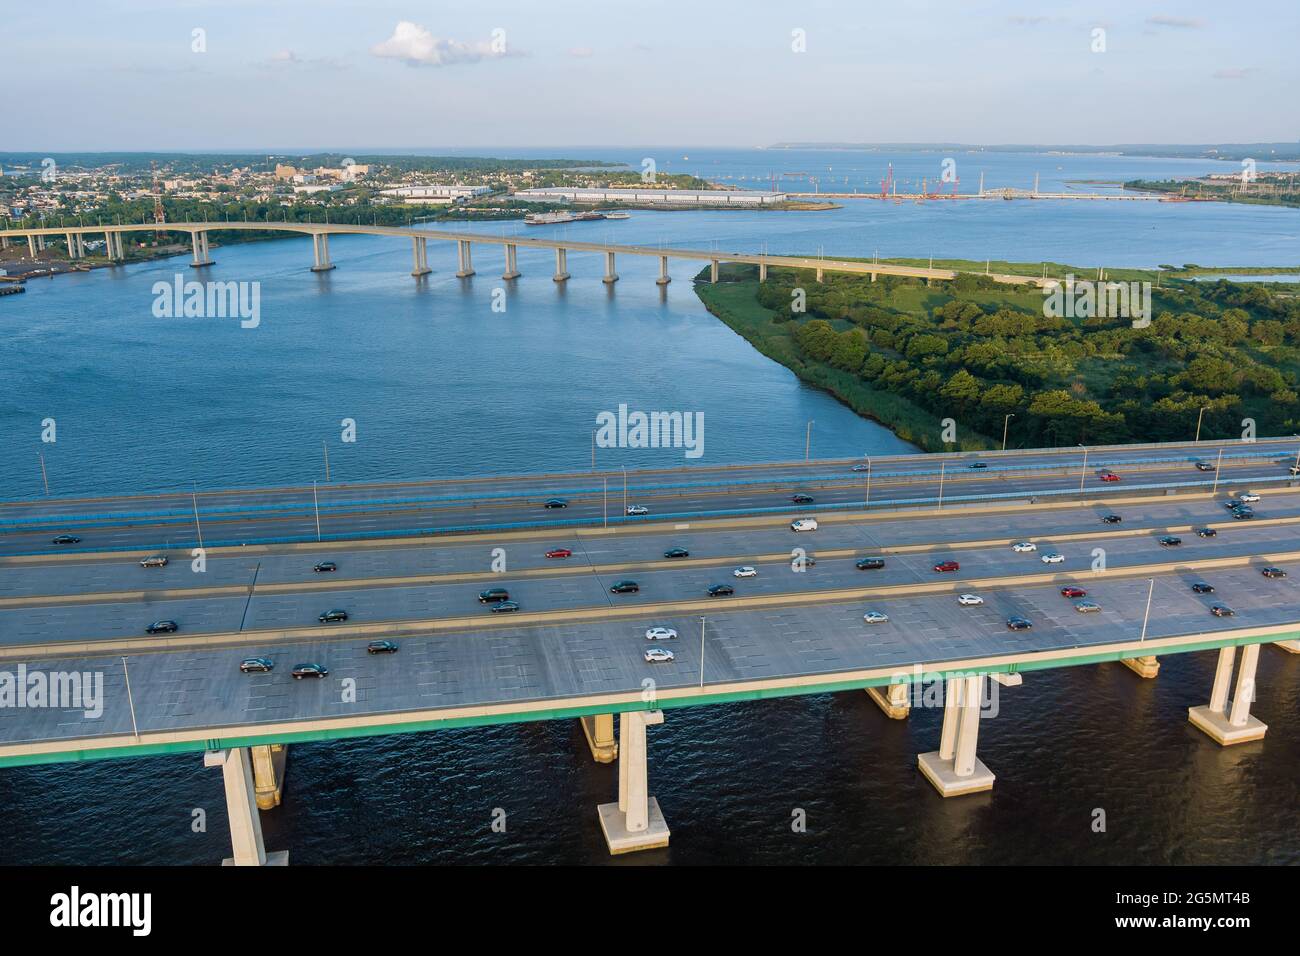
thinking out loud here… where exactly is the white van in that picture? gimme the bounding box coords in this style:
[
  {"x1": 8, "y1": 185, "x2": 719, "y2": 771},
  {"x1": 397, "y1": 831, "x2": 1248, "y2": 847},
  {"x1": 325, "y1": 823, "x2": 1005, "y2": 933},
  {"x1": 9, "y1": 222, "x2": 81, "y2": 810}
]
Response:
[{"x1": 791, "y1": 518, "x2": 818, "y2": 532}]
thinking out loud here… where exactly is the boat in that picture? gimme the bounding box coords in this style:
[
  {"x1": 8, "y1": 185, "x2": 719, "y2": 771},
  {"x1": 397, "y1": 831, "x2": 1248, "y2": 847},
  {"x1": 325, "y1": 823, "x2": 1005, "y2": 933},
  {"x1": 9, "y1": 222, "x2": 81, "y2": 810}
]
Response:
[
  {"x1": 603, "y1": 212, "x2": 630, "y2": 220},
  {"x1": 524, "y1": 212, "x2": 579, "y2": 225}
]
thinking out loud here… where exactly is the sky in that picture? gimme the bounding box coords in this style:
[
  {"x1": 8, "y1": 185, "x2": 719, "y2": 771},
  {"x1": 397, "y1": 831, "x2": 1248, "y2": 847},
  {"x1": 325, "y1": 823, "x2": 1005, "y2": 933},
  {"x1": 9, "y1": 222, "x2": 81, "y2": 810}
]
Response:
[{"x1": 7, "y1": 0, "x2": 1298, "y2": 150}]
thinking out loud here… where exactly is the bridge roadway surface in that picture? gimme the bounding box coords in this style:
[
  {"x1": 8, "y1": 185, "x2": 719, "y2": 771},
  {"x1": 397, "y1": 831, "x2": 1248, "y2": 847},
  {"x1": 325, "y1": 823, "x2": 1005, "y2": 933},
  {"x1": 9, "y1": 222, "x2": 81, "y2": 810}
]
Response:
[
  {"x1": 1, "y1": 480, "x2": 1298, "y2": 760},
  {"x1": 2, "y1": 437, "x2": 1298, "y2": 556}
]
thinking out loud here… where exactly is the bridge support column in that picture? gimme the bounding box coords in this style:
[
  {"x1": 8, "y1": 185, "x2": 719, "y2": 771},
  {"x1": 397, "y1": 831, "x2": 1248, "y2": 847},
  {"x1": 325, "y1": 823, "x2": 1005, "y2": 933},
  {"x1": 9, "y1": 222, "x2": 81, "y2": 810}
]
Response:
[
  {"x1": 310, "y1": 233, "x2": 334, "y2": 272},
  {"x1": 579, "y1": 713, "x2": 617, "y2": 763},
  {"x1": 28, "y1": 235, "x2": 37, "y2": 257},
  {"x1": 602, "y1": 251, "x2": 618, "y2": 284},
  {"x1": 1, "y1": 235, "x2": 9, "y2": 250},
  {"x1": 709, "y1": 259, "x2": 718, "y2": 283},
  {"x1": 251, "y1": 743, "x2": 288, "y2": 809},
  {"x1": 103, "y1": 231, "x2": 120, "y2": 261},
  {"x1": 815, "y1": 266, "x2": 824, "y2": 283},
  {"x1": 1121, "y1": 655, "x2": 1161, "y2": 679},
  {"x1": 655, "y1": 255, "x2": 670, "y2": 285},
  {"x1": 502, "y1": 243, "x2": 520, "y2": 279},
  {"x1": 410, "y1": 236, "x2": 430, "y2": 277},
  {"x1": 204, "y1": 748, "x2": 288, "y2": 866},
  {"x1": 455, "y1": 239, "x2": 474, "y2": 277},
  {"x1": 36, "y1": 234, "x2": 46, "y2": 252},
  {"x1": 597, "y1": 710, "x2": 669, "y2": 854},
  {"x1": 65, "y1": 232, "x2": 77, "y2": 258},
  {"x1": 759, "y1": 260, "x2": 767, "y2": 282},
  {"x1": 190, "y1": 231, "x2": 213, "y2": 268},
  {"x1": 1273, "y1": 640, "x2": 1300, "y2": 653},
  {"x1": 1189, "y1": 645, "x2": 1267, "y2": 745},
  {"x1": 871, "y1": 272, "x2": 877, "y2": 283},
  {"x1": 918, "y1": 674, "x2": 995, "y2": 797},
  {"x1": 117, "y1": 233, "x2": 128, "y2": 260},
  {"x1": 76, "y1": 234, "x2": 85, "y2": 258},
  {"x1": 553, "y1": 247, "x2": 569, "y2": 281},
  {"x1": 866, "y1": 682, "x2": 910, "y2": 719}
]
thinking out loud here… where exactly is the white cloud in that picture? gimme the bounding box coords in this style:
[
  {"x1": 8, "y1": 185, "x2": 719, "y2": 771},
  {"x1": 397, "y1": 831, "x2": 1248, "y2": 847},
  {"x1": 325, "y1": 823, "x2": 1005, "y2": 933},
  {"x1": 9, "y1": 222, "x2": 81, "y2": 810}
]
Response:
[
  {"x1": 1146, "y1": 15, "x2": 1205, "y2": 29},
  {"x1": 1212, "y1": 67, "x2": 1258, "y2": 80},
  {"x1": 567, "y1": 46, "x2": 594, "y2": 58},
  {"x1": 370, "y1": 21, "x2": 518, "y2": 67}
]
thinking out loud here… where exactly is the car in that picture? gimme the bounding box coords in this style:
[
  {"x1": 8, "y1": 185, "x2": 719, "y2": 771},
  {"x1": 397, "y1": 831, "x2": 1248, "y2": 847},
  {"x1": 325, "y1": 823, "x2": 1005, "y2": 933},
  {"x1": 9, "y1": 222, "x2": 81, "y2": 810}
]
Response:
[
  {"x1": 1012, "y1": 541, "x2": 1037, "y2": 552},
  {"x1": 609, "y1": 580, "x2": 639, "y2": 594},
  {"x1": 1041, "y1": 552, "x2": 1065, "y2": 564},
  {"x1": 933, "y1": 560, "x2": 960, "y2": 573},
  {"x1": 645, "y1": 626, "x2": 677, "y2": 641},
  {"x1": 1291, "y1": 465, "x2": 1300, "y2": 476},
  {"x1": 139, "y1": 555, "x2": 168, "y2": 568},
  {"x1": 490, "y1": 600, "x2": 520, "y2": 613},
  {"x1": 625, "y1": 505, "x2": 649, "y2": 516},
  {"x1": 644, "y1": 647, "x2": 675, "y2": 663},
  {"x1": 478, "y1": 588, "x2": 510, "y2": 603},
  {"x1": 791, "y1": 493, "x2": 814, "y2": 504},
  {"x1": 1196, "y1": 528, "x2": 1217, "y2": 538},
  {"x1": 1061, "y1": 586, "x2": 1087, "y2": 598},
  {"x1": 957, "y1": 593, "x2": 984, "y2": 606},
  {"x1": 1074, "y1": 600, "x2": 1101, "y2": 613},
  {"x1": 707, "y1": 584, "x2": 735, "y2": 597},
  {"x1": 1210, "y1": 604, "x2": 1235, "y2": 617},
  {"x1": 733, "y1": 566, "x2": 758, "y2": 578},
  {"x1": 1195, "y1": 461, "x2": 1216, "y2": 472},
  {"x1": 851, "y1": 463, "x2": 871, "y2": 472},
  {"x1": 1006, "y1": 617, "x2": 1033, "y2": 631},
  {"x1": 1101, "y1": 514, "x2": 1122, "y2": 524},
  {"x1": 1099, "y1": 471, "x2": 1120, "y2": 482},
  {"x1": 313, "y1": 561, "x2": 337, "y2": 573},
  {"x1": 1159, "y1": 536, "x2": 1182, "y2": 547},
  {"x1": 663, "y1": 547, "x2": 690, "y2": 559},
  {"x1": 239, "y1": 658, "x2": 274, "y2": 673},
  {"x1": 51, "y1": 534, "x2": 81, "y2": 545},
  {"x1": 1191, "y1": 582, "x2": 1215, "y2": 594},
  {"x1": 145, "y1": 620, "x2": 178, "y2": 634},
  {"x1": 1225, "y1": 499, "x2": 1246, "y2": 510},
  {"x1": 791, "y1": 518, "x2": 818, "y2": 532},
  {"x1": 543, "y1": 498, "x2": 568, "y2": 509},
  {"x1": 968, "y1": 461, "x2": 989, "y2": 469},
  {"x1": 544, "y1": 548, "x2": 572, "y2": 559},
  {"x1": 1238, "y1": 493, "x2": 1261, "y2": 503},
  {"x1": 856, "y1": 557, "x2": 886, "y2": 570},
  {"x1": 366, "y1": 640, "x2": 400, "y2": 654},
  {"x1": 1262, "y1": 567, "x2": 1287, "y2": 579},
  {"x1": 318, "y1": 609, "x2": 349, "y2": 623},
  {"x1": 862, "y1": 611, "x2": 890, "y2": 624},
  {"x1": 291, "y1": 663, "x2": 329, "y2": 679},
  {"x1": 1232, "y1": 508, "x2": 1255, "y2": 520}
]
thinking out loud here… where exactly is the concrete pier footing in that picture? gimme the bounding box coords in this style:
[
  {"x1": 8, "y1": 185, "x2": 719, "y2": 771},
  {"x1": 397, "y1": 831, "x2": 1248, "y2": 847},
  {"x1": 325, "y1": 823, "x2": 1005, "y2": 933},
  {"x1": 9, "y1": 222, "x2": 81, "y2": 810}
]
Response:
[
  {"x1": 709, "y1": 259, "x2": 719, "y2": 283},
  {"x1": 205, "y1": 748, "x2": 289, "y2": 866},
  {"x1": 1189, "y1": 644, "x2": 1267, "y2": 745},
  {"x1": 190, "y1": 231, "x2": 214, "y2": 268},
  {"x1": 918, "y1": 675, "x2": 995, "y2": 797},
  {"x1": 455, "y1": 239, "x2": 474, "y2": 277},
  {"x1": 866, "y1": 683, "x2": 910, "y2": 719},
  {"x1": 410, "y1": 236, "x2": 431, "y2": 277},
  {"x1": 602, "y1": 251, "x2": 618, "y2": 284},
  {"x1": 251, "y1": 743, "x2": 287, "y2": 809},
  {"x1": 310, "y1": 233, "x2": 334, "y2": 272},
  {"x1": 759, "y1": 260, "x2": 767, "y2": 281},
  {"x1": 553, "y1": 247, "x2": 569, "y2": 281},
  {"x1": 597, "y1": 710, "x2": 669, "y2": 854},
  {"x1": 655, "y1": 255, "x2": 671, "y2": 285},
  {"x1": 580, "y1": 713, "x2": 618, "y2": 763},
  {"x1": 1121, "y1": 655, "x2": 1161, "y2": 678},
  {"x1": 502, "y1": 243, "x2": 520, "y2": 280}
]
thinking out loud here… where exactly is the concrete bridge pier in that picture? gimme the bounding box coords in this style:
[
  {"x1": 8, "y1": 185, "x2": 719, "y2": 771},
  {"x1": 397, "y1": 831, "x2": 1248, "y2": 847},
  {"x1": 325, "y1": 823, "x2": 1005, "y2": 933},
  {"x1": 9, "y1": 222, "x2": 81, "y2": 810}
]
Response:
[
  {"x1": 1121, "y1": 655, "x2": 1161, "y2": 678},
  {"x1": 310, "y1": 233, "x2": 334, "y2": 272},
  {"x1": 0, "y1": 235, "x2": 8, "y2": 250},
  {"x1": 204, "y1": 747, "x2": 289, "y2": 866},
  {"x1": 759, "y1": 260, "x2": 767, "y2": 281},
  {"x1": 27, "y1": 235, "x2": 37, "y2": 257},
  {"x1": 597, "y1": 710, "x2": 669, "y2": 854},
  {"x1": 866, "y1": 682, "x2": 910, "y2": 719},
  {"x1": 1189, "y1": 644, "x2": 1267, "y2": 745},
  {"x1": 709, "y1": 259, "x2": 719, "y2": 283},
  {"x1": 75, "y1": 234, "x2": 86, "y2": 258},
  {"x1": 502, "y1": 243, "x2": 520, "y2": 280},
  {"x1": 115, "y1": 233, "x2": 127, "y2": 260},
  {"x1": 602, "y1": 251, "x2": 618, "y2": 284},
  {"x1": 1274, "y1": 640, "x2": 1300, "y2": 653},
  {"x1": 410, "y1": 236, "x2": 431, "y2": 277},
  {"x1": 455, "y1": 239, "x2": 474, "y2": 277},
  {"x1": 579, "y1": 714, "x2": 617, "y2": 762},
  {"x1": 190, "y1": 231, "x2": 213, "y2": 268},
  {"x1": 918, "y1": 675, "x2": 995, "y2": 796},
  {"x1": 655, "y1": 255, "x2": 671, "y2": 285},
  {"x1": 65, "y1": 232, "x2": 78, "y2": 259},
  {"x1": 815, "y1": 266, "x2": 824, "y2": 283},
  {"x1": 251, "y1": 743, "x2": 288, "y2": 809},
  {"x1": 552, "y1": 247, "x2": 569, "y2": 282}
]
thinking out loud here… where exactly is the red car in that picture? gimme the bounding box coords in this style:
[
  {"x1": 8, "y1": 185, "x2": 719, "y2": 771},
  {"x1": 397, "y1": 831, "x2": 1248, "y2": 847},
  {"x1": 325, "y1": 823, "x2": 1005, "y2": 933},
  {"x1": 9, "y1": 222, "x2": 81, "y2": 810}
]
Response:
[
  {"x1": 933, "y1": 560, "x2": 960, "y2": 573},
  {"x1": 1061, "y1": 586, "x2": 1087, "y2": 598},
  {"x1": 1099, "y1": 471, "x2": 1120, "y2": 482},
  {"x1": 544, "y1": 548, "x2": 572, "y2": 559}
]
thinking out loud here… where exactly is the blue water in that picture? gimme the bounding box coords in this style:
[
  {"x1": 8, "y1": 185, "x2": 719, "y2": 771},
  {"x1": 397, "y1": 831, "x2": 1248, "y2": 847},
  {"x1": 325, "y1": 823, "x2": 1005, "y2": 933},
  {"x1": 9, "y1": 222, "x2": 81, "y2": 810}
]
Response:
[{"x1": 1, "y1": 149, "x2": 1297, "y2": 865}]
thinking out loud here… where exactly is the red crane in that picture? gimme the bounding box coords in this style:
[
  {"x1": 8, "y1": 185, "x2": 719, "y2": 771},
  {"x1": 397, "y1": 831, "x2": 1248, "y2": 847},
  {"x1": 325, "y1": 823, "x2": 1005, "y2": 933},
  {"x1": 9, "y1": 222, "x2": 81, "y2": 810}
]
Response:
[{"x1": 881, "y1": 163, "x2": 894, "y2": 199}]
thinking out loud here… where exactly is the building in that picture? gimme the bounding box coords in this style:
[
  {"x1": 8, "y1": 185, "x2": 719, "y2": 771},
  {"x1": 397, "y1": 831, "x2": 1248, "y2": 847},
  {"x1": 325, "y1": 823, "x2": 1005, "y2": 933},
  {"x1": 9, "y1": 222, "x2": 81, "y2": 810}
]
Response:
[
  {"x1": 513, "y1": 187, "x2": 787, "y2": 206},
  {"x1": 380, "y1": 185, "x2": 492, "y2": 203}
]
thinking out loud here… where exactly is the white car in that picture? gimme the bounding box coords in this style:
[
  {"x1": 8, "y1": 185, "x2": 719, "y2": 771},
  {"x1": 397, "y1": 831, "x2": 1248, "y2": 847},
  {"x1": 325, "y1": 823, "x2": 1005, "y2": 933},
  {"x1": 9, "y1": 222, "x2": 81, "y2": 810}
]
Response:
[
  {"x1": 1012, "y1": 542, "x2": 1037, "y2": 553},
  {"x1": 851, "y1": 463, "x2": 871, "y2": 472},
  {"x1": 1238, "y1": 493, "x2": 1261, "y2": 504},
  {"x1": 644, "y1": 647, "x2": 675, "y2": 663},
  {"x1": 957, "y1": 593, "x2": 984, "y2": 606},
  {"x1": 644, "y1": 626, "x2": 677, "y2": 641},
  {"x1": 733, "y1": 566, "x2": 758, "y2": 578},
  {"x1": 625, "y1": 505, "x2": 649, "y2": 516},
  {"x1": 862, "y1": 610, "x2": 890, "y2": 624},
  {"x1": 1041, "y1": 552, "x2": 1065, "y2": 564},
  {"x1": 139, "y1": 555, "x2": 168, "y2": 568},
  {"x1": 791, "y1": 518, "x2": 818, "y2": 532}
]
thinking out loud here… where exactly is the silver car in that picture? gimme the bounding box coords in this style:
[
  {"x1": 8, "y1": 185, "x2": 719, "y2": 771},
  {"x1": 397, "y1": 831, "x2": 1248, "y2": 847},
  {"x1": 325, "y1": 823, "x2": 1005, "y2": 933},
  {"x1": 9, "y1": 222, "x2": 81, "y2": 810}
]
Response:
[{"x1": 139, "y1": 555, "x2": 168, "y2": 568}]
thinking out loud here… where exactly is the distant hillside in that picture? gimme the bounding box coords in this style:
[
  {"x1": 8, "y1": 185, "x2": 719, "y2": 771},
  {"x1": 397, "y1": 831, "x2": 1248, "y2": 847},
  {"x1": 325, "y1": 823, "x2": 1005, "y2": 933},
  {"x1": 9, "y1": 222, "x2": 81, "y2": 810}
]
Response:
[{"x1": 766, "y1": 143, "x2": 1300, "y2": 162}]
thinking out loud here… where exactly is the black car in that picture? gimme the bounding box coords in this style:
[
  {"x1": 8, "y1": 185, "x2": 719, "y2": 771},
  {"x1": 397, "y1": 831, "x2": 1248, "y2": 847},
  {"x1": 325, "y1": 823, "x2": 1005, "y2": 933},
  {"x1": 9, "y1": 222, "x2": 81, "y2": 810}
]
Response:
[
  {"x1": 1191, "y1": 582, "x2": 1215, "y2": 594},
  {"x1": 1159, "y1": 536, "x2": 1182, "y2": 547},
  {"x1": 1196, "y1": 528, "x2": 1217, "y2": 538},
  {"x1": 1101, "y1": 514, "x2": 1122, "y2": 524},
  {"x1": 791, "y1": 493, "x2": 814, "y2": 504},
  {"x1": 478, "y1": 588, "x2": 510, "y2": 603},
  {"x1": 1262, "y1": 567, "x2": 1287, "y2": 579},
  {"x1": 239, "y1": 657, "x2": 274, "y2": 673},
  {"x1": 291, "y1": 663, "x2": 329, "y2": 679},
  {"x1": 968, "y1": 462, "x2": 988, "y2": 469},
  {"x1": 707, "y1": 584, "x2": 735, "y2": 597},
  {"x1": 51, "y1": 534, "x2": 81, "y2": 545},
  {"x1": 318, "y1": 609, "x2": 349, "y2": 623},
  {"x1": 1210, "y1": 604, "x2": 1234, "y2": 617},
  {"x1": 609, "y1": 580, "x2": 639, "y2": 594},
  {"x1": 1232, "y1": 508, "x2": 1255, "y2": 520},
  {"x1": 366, "y1": 640, "x2": 400, "y2": 654},
  {"x1": 856, "y1": 557, "x2": 886, "y2": 570},
  {"x1": 1225, "y1": 499, "x2": 1246, "y2": 510},
  {"x1": 313, "y1": 561, "x2": 337, "y2": 573},
  {"x1": 543, "y1": 498, "x2": 568, "y2": 509},
  {"x1": 1006, "y1": 617, "x2": 1033, "y2": 631},
  {"x1": 490, "y1": 600, "x2": 520, "y2": 613},
  {"x1": 663, "y1": 547, "x2": 690, "y2": 559},
  {"x1": 146, "y1": 620, "x2": 178, "y2": 634}
]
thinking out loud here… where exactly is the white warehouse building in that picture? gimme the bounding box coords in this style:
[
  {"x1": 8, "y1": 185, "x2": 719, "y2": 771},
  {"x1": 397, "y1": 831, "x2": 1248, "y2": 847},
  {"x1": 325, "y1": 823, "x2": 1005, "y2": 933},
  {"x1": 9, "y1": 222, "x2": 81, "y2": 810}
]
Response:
[
  {"x1": 513, "y1": 187, "x2": 787, "y2": 206},
  {"x1": 381, "y1": 185, "x2": 492, "y2": 203}
]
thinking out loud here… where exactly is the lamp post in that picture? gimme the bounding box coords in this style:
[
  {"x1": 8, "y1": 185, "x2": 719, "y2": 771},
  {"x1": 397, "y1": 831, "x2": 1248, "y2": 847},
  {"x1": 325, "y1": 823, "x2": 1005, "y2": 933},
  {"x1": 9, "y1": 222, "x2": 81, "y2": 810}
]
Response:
[
  {"x1": 1078, "y1": 445, "x2": 1089, "y2": 496},
  {"x1": 191, "y1": 486, "x2": 204, "y2": 551},
  {"x1": 864, "y1": 457, "x2": 872, "y2": 510},
  {"x1": 621, "y1": 465, "x2": 628, "y2": 520},
  {"x1": 1212, "y1": 447, "x2": 1224, "y2": 496},
  {"x1": 603, "y1": 476, "x2": 608, "y2": 529},
  {"x1": 937, "y1": 461, "x2": 946, "y2": 510},
  {"x1": 1002, "y1": 413, "x2": 1015, "y2": 452},
  {"x1": 1139, "y1": 578, "x2": 1155, "y2": 642},
  {"x1": 313, "y1": 480, "x2": 322, "y2": 541},
  {"x1": 699, "y1": 617, "x2": 707, "y2": 688},
  {"x1": 1195, "y1": 406, "x2": 1208, "y2": 442},
  {"x1": 322, "y1": 441, "x2": 331, "y2": 483},
  {"x1": 805, "y1": 420, "x2": 815, "y2": 462}
]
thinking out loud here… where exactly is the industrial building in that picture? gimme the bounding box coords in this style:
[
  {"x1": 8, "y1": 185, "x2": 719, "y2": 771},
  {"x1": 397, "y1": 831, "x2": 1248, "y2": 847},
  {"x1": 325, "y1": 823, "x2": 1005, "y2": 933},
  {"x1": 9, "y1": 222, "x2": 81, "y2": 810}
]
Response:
[{"x1": 513, "y1": 187, "x2": 787, "y2": 206}]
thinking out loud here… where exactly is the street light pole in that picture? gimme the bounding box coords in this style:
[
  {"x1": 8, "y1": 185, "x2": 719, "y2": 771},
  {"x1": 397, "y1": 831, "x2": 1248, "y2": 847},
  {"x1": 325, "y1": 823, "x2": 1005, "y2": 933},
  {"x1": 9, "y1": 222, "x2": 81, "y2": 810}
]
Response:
[
  {"x1": 622, "y1": 465, "x2": 627, "y2": 520},
  {"x1": 322, "y1": 441, "x2": 331, "y2": 483},
  {"x1": 1212, "y1": 447, "x2": 1223, "y2": 495},
  {"x1": 1195, "y1": 406, "x2": 1207, "y2": 442},
  {"x1": 313, "y1": 480, "x2": 322, "y2": 541},
  {"x1": 865, "y1": 457, "x2": 872, "y2": 510},
  {"x1": 191, "y1": 487, "x2": 204, "y2": 551},
  {"x1": 591, "y1": 430, "x2": 595, "y2": 471},
  {"x1": 121, "y1": 657, "x2": 139, "y2": 739},
  {"x1": 805, "y1": 420, "x2": 814, "y2": 462},
  {"x1": 1079, "y1": 445, "x2": 1089, "y2": 496},
  {"x1": 937, "y1": 461, "x2": 946, "y2": 510},
  {"x1": 38, "y1": 452, "x2": 49, "y2": 496},
  {"x1": 699, "y1": 617, "x2": 706, "y2": 688},
  {"x1": 603, "y1": 476, "x2": 608, "y2": 529},
  {"x1": 1002, "y1": 413, "x2": 1015, "y2": 452},
  {"x1": 1139, "y1": 578, "x2": 1155, "y2": 642}
]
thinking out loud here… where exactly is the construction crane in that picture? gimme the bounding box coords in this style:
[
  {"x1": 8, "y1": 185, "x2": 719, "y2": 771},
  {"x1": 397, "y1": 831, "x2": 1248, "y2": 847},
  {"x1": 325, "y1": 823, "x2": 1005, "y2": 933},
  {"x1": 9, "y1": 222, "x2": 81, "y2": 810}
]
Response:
[
  {"x1": 151, "y1": 161, "x2": 165, "y2": 225},
  {"x1": 880, "y1": 163, "x2": 894, "y2": 199}
]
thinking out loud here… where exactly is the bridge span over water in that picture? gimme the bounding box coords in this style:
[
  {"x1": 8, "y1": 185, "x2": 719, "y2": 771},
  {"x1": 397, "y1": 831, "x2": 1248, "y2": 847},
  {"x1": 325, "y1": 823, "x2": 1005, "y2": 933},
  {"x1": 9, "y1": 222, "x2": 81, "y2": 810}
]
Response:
[{"x1": 1, "y1": 439, "x2": 1298, "y2": 861}]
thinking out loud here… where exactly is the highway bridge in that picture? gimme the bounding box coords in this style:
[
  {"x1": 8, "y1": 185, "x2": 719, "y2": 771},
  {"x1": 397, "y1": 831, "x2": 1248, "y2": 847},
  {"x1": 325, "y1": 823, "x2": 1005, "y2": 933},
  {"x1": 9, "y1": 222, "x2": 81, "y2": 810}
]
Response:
[{"x1": 2, "y1": 437, "x2": 1298, "y2": 861}]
